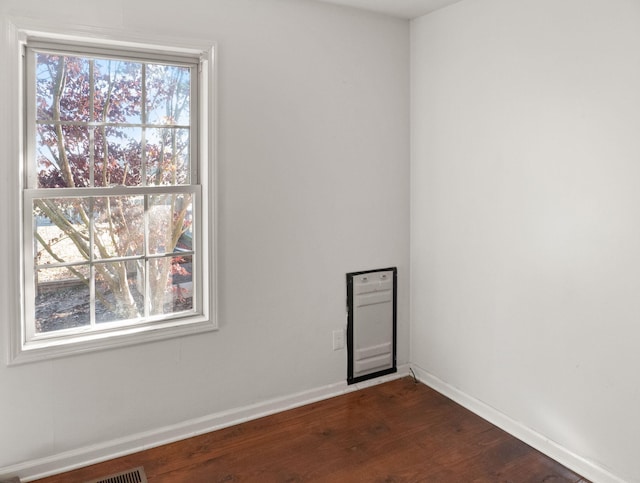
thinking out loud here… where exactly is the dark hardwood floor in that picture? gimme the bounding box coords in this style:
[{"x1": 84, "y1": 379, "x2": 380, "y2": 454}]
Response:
[{"x1": 34, "y1": 377, "x2": 589, "y2": 482}]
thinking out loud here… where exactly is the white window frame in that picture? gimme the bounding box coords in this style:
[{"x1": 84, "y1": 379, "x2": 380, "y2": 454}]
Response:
[{"x1": 7, "y1": 23, "x2": 217, "y2": 365}]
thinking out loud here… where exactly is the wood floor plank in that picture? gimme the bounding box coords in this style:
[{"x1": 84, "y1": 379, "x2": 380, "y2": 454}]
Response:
[{"x1": 33, "y1": 377, "x2": 588, "y2": 483}]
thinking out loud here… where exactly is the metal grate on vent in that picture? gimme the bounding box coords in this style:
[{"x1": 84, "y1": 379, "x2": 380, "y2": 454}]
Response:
[{"x1": 85, "y1": 467, "x2": 147, "y2": 483}]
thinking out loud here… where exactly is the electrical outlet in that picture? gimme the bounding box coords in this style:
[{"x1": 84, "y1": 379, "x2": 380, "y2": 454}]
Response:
[{"x1": 332, "y1": 329, "x2": 345, "y2": 351}]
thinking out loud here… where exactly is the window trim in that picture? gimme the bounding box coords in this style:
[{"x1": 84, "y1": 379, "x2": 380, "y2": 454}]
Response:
[{"x1": 7, "y1": 23, "x2": 217, "y2": 366}]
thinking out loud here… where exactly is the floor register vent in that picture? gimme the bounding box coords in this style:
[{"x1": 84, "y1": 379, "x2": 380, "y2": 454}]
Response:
[{"x1": 86, "y1": 467, "x2": 147, "y2": 483}]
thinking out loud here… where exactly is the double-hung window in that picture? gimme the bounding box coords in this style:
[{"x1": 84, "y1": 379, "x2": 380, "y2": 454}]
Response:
[{"x1": 16, "y1": 33, "x2": 215, "y2": 363}]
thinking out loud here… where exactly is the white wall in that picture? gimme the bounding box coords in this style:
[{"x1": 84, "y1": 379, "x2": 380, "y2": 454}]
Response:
[
  {"x1": 411, "y1": 0, "x2": 640, "y2": 481},
  {"x1": 0, "y1": 0, "x2": 409, "y2": 476}
]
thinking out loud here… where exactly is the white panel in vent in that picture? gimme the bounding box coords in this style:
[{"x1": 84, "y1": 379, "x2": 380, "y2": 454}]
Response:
[{"x1": 350, "y1": 269, "x2": 395, "y2": 381}]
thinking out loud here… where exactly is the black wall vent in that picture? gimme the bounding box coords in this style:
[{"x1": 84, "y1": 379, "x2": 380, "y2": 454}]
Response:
[{"x1": 347, "y1": 267, "x2": 397, "y2": 385}]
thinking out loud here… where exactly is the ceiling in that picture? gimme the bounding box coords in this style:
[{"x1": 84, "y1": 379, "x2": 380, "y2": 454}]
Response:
[{"x1": 310, "y1": 0, "x2": 465, "y2": 19}]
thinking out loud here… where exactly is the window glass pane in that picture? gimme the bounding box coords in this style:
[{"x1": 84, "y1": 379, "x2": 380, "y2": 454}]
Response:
[
  {"x1": 145, "y1": 127, "x2": 190, "y2": 185},
  {"x1": 146, "y1": 64, "x2": 190, "y2": 125},
  {"x1": 35, "y1": 53, "x2": 56, "y2": 122},
  {"x1": 149, "y1": 255, "x2": 193, "y2": 316},
  {"x1": 94, "y1": 59, "x2": 142, "y2": 124},
  {"x1": 94, "y1": 126, "x2": 142, "y2": 186},
  {"x1": 36, "y1": 53, "x2": 90, "y2": 122},
  {"x1": 34, "y1": 198, "x2": 90, "y2": 264},
  {"x1": 36, "y1": 125, "x2": 91, "y2": 188},
  {"x1": 148, "y1": 193, "x2": 193, "y2": 255},
  {"x1": 35, "y1": 265, "x2": 90, "y2": 333},
  {"x1": 95, "y1": 261, "x2": 144, "y2": 323},
  {"x1": 93, "y1": 196, "x2": 144, "y2": 259}
]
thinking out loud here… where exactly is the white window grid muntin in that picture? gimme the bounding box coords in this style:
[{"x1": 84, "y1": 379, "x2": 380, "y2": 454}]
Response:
[
  {"x1": 23, "y1": 185, "x2": 202, "y2": 344},
  {"x1": 22, "y1": 39, "x2": 205, "y2": 348},
  {"x1": 25, "y1": 45, "x2": 198, "y2": 190}
]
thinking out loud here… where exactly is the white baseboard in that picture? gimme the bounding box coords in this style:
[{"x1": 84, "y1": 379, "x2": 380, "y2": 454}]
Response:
[
  {"x1": 1, "y1": 365, "x2": 409, "y2": 482},
  {"x1": 410, "y1": 364, "x2": 626, "y2": 483}
]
